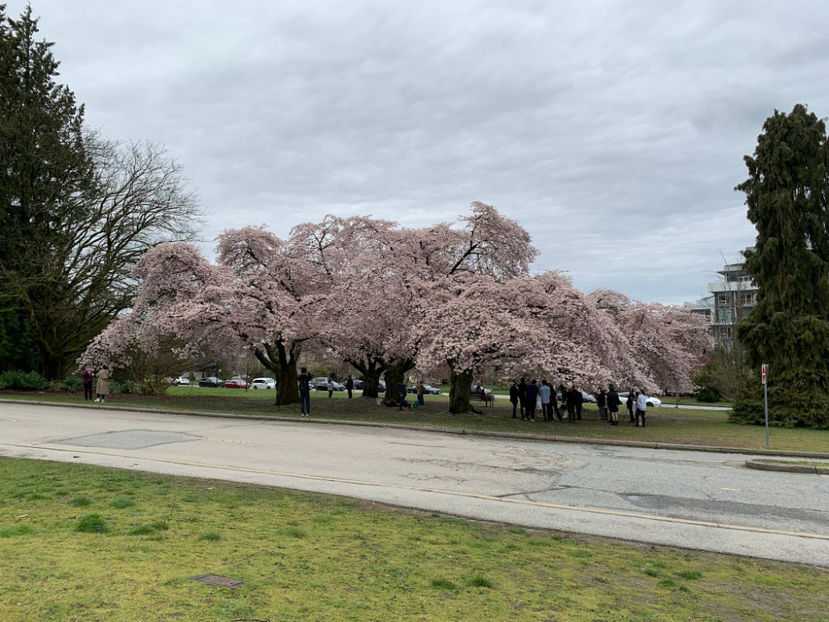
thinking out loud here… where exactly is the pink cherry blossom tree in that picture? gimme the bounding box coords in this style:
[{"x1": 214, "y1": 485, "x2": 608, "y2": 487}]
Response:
[
  {"x1": 588, "y1": 289, "x2": 712, "y2": 394},
  {"x1": 416, "y1": 272, "x2": 637, "y2": 413}
]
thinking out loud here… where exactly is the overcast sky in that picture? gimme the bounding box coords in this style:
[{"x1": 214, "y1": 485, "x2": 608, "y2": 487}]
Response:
[{"x1": 8, "y1": 0, "x2": 829, "y2": 304}]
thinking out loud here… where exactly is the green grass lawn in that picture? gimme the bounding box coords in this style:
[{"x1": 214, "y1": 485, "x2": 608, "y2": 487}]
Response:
[
  {"x1": 3, "y1": 387, "x2": 828, "y2": 454},
  {"x1": 1, "y1": 457, "x2": 826, "y2": 621}
]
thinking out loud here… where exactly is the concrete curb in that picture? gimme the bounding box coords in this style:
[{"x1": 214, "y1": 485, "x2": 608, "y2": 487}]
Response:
[
  {"x1": 3, "y1": 398, "x2": 829, "y2": 460},
  {"x1": 745, "y1": 459, "x2": 829, "y2": 474}
]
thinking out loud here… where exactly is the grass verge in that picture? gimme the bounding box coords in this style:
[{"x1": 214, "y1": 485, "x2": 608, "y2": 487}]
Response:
[{"x1": 0, "y1": 457, "x2": 826, "y2": 621}]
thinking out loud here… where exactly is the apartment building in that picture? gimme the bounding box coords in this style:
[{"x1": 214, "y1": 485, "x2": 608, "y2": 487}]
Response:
[{"x1": 707, "y1": 251, "x2": 758, "y2": 347}]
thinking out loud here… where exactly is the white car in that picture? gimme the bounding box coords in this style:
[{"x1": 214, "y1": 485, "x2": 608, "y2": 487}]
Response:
[
  {"x1": 173, "y1": 376, "x2": 190, "y2": 386},
  {"x1": 250, "y1": 377, "x2": 276, "y2": 390},
  {"x1": 618, "y1": 392, "x2": 662, "y2": 408}
]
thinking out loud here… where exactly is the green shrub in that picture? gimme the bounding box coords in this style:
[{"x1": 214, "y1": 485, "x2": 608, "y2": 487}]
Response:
[
  {"x1": 62, "y1": 375, "x2": 83, "y2": 393},
  {"x1": 120, "y1": 380, "x2": 139, "y2": 394},
  {"x1": 695, "y1": 386, "x2": 721, "y2": 402},
  {"x1": 0, "y1": 370, "x2": 48, "y2": 391}
]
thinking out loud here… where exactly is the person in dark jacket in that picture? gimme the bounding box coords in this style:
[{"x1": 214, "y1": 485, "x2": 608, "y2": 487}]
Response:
[
  {"x1": 597, "y1": 388, "x2": 608, "y2": 421},
  {"x1": 398, "y1": 380, "x2": 407, "y2": 410},
  {"x1": 509, "y1": 381, "x2": 519, "y2": 418},
  {"x1": 566, "y1": 385, "x2": 583, "y2": 423},
  {"x1": 550, "y1": 383, "x2": 561, "y2": 420},
  {"x1": 626, "y1": 389, "x2": 635, "y2": 423},
  {"x1": 297, "y1": 367, "x2": 312, "y2": 416},
  {"x1": 81, "y1": 366, "x2": 94, "y2": 401},
  {"x1": 346, "y1": 375, "x2": 354, "y2": 399},
  {"x1": 607, "y1": 385, "x2": 621, "y2": 426},
  {"x1": 518, "y1": 377, "x2": 527, "y2": 420},
  {"x1": 557, "y1": 384, "x2": 567, "y2": 420},
  {"x1": 524, "y1": 379, "x2": 539, "y2": 422}
]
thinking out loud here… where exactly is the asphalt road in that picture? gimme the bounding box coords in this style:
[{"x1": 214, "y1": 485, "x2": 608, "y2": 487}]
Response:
[{"x1": 1, "y1": 401, "x2": 827, "y2": 567}]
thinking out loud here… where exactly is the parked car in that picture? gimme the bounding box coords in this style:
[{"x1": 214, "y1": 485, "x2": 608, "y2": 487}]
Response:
[
  {"x1": 198, "y1": 376, "x2": 223, "y2": 387},
  {"x1": 407, "y1": 384, "x2": 442, "y2": 395},
  {"x1": 351, "y1": 378, "x2": 363, "y2": 390},
  {"x1": 223, "y1": 376, "x2": 248, "y2": 389},
  {"x1": 618, "y1": 392, "x2": 662, "y2": 408},
  {"x1": 309, "y1": 377, "x2": 345, "y2": 391},
  {"x1": 250, "y1": 377, "x2": 276, "y2": 390},
  {"x1": 172, "y1": 376, "x2": 190, "y2": 386},
  {"x1": 554, "y1": 389, "x2": 597, "y2": 403},
  {"x1": 581, "y1": 391, "x2": 597, "y2": 404}
]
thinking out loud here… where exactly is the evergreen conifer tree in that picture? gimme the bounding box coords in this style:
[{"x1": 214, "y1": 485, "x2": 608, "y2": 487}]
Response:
[
  {"x1": 732, "y1": 104, "x2": 829, "y2": 428},
  {"x1": 0, "y1": 6, "x2": 198, "y2": 378}
]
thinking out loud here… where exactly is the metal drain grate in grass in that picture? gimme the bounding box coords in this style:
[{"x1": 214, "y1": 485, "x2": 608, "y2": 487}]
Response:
[{"x1": 190, "y1": 574, "x2": 245, "y2": 588}]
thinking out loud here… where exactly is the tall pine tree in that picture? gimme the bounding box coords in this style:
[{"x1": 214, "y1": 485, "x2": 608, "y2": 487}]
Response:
[
  {"x1": 732, "y1": 104, "x2": 829, "y2": 428},
  {"x1": 0, "y1": 5, "x2": 198, "y2": 378},
  {"x1": 0, "y1": 4, "x2": 94, "y2": 375}
]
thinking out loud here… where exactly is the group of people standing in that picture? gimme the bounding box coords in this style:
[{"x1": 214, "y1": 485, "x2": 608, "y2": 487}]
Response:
[
  {"x1": 509, "y1": 378, "x2": 650, "y2": 427},
  {"x1": 80, "y1": 366, "x2": 110, "y2": 403}
]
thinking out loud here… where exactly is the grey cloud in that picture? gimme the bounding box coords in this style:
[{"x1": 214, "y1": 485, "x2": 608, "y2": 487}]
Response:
[{"x1": 9, "y1": 0, "x2": 829, "y2": 303}]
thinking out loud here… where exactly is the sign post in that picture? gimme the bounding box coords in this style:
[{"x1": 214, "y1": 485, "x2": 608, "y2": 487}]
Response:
[{"x1": 761, "y1": 364, "x2": 769, "y2": 448}]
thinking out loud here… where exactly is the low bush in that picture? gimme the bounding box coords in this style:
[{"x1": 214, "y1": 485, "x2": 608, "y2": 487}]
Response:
[
  {"x1": 62, "y1": 375, "x2": 83, "y2": 393},
  {"x1": 695, "y1": 386, "x2": 721, "y2": 402},
  {"x1": 0, "y1": 370, "x2": 48, "y2": 391},
  {"x1": 120, "y1": 380, "x2": 139, "y2": 394}
]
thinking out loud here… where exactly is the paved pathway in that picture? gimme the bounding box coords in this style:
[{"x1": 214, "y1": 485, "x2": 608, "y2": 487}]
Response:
[{"x1": 1, "y1": 401, "x2": 826, "y2": 567}]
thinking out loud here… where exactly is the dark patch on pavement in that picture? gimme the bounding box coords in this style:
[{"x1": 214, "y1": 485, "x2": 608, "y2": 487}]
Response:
[{"x1": 52, "y1": 429, "x2": 201, "y2": 450}]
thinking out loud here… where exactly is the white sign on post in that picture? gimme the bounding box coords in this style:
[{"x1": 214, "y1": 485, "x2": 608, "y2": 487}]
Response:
[{"x1": 761, "y1": 364, "x2": 768, "y2": 385}]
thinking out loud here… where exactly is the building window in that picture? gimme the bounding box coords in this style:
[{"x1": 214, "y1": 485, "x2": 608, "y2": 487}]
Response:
[{"x1": 717, "y1": 308, "x2": 733, "y2": 323}]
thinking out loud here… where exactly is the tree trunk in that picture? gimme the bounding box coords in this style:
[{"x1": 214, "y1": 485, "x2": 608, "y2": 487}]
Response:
[
  {"x1": 382, "y1": 358, "x2": 414, "y2": 407},
  {"x1": 255, "y1": 339, "x2": 301, "y2": 406},
  {"x1": 448, "y1": 368, "x2": 474, "y2": 414},
  {"x1": 274, "y1": 363, "x2": 300, "y2": 405},
  {"x1": 346, "y1": 356, "x2": 385, "y2": 399}
]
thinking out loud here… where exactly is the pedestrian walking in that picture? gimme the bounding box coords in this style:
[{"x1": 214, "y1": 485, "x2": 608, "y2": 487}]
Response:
[
  {"x1": 346, "y1": 375, "x2": 354, "y2": 399},
  {"x1": 416, "y1": 380, "x2": 425, "y2": 406},
  {"x1": 327, "y1": 379, "x2": 334, "y2": 399},
  {"x1": 626, "y1": 389, "x2": 635, "y2": 423}
]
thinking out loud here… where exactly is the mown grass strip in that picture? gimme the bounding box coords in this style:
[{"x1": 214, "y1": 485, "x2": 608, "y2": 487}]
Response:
[{"x1": 0, "y1": 457, "x2": 826, "y2": 621}]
